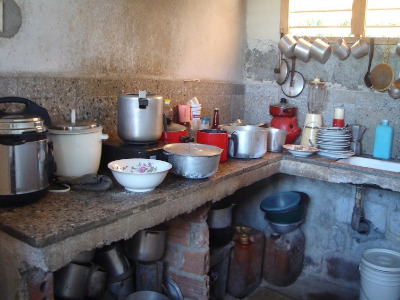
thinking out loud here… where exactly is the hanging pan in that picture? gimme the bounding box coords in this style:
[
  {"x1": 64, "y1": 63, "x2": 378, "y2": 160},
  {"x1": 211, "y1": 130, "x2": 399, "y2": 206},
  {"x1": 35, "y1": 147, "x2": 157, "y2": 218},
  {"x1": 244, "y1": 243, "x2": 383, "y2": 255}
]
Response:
[{"x1": 281, "y1": 57, "x2": 305, "y2": 97}]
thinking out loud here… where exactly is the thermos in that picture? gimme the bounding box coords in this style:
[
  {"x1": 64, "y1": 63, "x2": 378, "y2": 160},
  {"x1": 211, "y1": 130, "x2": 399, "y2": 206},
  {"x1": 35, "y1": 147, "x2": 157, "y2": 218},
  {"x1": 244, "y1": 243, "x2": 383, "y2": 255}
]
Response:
[{"x1": 372, "y1": 120, "x2": 393, "y2": 160}]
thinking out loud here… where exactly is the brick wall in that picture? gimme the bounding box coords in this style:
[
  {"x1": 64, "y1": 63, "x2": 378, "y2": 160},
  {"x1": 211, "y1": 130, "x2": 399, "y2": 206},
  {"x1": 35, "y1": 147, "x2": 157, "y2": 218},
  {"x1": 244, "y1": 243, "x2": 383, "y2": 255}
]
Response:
[{"x1": 164, "y1": 204, "x2": 211, "y2": 300}]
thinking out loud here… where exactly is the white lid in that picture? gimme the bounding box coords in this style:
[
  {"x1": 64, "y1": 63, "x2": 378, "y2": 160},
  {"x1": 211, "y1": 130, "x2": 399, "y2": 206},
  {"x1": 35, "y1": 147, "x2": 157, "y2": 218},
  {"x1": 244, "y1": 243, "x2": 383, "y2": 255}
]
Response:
[{"x1": 361, "y1": 248, "x2": 400, "y2": 272}]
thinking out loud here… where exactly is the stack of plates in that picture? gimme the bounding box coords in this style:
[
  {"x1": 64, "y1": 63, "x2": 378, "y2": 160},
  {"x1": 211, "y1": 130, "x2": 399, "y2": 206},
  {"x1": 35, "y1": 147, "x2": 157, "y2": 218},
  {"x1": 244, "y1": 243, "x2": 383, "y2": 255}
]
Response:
[{"x1": 316, "y1": 127, "x2": 355, "y2": 159}]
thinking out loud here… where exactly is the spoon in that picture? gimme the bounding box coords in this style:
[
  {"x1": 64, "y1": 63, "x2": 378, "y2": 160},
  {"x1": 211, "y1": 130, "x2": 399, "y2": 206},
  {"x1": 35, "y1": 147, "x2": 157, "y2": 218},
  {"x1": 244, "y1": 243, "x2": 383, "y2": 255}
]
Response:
[{"x1": 364, "y1": 38, "x2": 374, "y2": 88}]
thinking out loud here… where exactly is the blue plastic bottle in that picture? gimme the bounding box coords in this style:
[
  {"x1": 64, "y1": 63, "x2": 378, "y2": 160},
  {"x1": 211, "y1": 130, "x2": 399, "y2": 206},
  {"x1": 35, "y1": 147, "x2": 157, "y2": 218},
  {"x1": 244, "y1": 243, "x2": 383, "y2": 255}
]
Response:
[{"x1": 372, "y1": 120, "x2": 393, "y2": 159}]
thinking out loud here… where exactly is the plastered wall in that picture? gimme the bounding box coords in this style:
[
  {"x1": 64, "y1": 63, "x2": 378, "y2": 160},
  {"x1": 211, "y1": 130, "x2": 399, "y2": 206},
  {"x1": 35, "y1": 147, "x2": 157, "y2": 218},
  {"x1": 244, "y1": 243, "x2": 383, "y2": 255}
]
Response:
[{"x1": 0, "y1": 0, "x2": 245, "y2": 82}]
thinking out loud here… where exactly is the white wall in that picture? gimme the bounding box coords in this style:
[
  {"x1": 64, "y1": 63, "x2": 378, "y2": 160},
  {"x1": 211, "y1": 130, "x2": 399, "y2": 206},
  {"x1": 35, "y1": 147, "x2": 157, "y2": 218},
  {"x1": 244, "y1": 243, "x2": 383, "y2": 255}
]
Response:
[{"x1": 0, "y1": 0, "x2": 245, "y2": 82}]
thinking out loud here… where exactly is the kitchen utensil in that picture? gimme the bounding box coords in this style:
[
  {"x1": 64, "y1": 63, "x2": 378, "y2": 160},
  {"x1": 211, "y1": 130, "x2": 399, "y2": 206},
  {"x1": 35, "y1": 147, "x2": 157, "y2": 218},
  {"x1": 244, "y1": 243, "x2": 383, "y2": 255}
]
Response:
[
  {"x1": 0, "y1": 97, "x2": 52, "y2": 207},
  {"x1": 283, "y1": 144, "x2": 319, "y2": 157},
  {"x1": 310, "y1": 38, "x2": 331, "y2": 63},
  {"x1": 268, "y1": 220, "x2": 303, "y2": 235},
  {"x1": 125, "y1": 291, "x2": 171, "y2": 300},
  {"x1": 269, "y1": 98, "x2": 297, "y2": 117},
  {"x1": 54, "y1": 262, "x2": 93, "y2": 300},
  {"x1": 351, "y1": 38, "x2": 369, "y2": 59},
  {"x1": 281, "y1": 57, "x2": 305, "y2": 98},
  {"x1": 364, "y1": 38, "x2": 374, "y2": 88},
  {"x1": 160, "y1": 123, "x2": 187, "y2": 143},
  {"x1": 388, "y1": 79, "x2": 400, "y2": 99},
  {"x1": 260, "y1": 192, "x2": 300, "y2": 212},
  {"x1": 197, "y1": 129, "x2": 228, "y2": 162},
  {"x1": 307, "y1": 77, "x2": 327, "y2": 114},
  {"x1": 222, "y1": 125, "x2": 268, "y2": 159},
  {"x1": 86, "y1": 265, "x2": 107, "y2": 299},
  {"x1": 163, "y1": 143, "x2": 222, "y2": 179},
  {"x1": 371, "y1": 42, "x2": 394, "y2": 92},
  {"x1": 124, "y1": 224, "x2": 168, "y2": 262},
  {"x1": 108, "y1": 158, "x2": 172, "y2": 192},
  {"x1": 267, "y1": 127, "x2": 287, "y2": 153},
  {"x1": 107, "y1": 276, "x2": 135, "y2": 297},
  {"x1": 278, "y1": 34, "x2": 297, "y2": 58},
  {"x1": 164, "y1": 276, "x2": 183, "y2": 300},
  {"x1": 118, "y1": 91, "x2": 164, "y2": 142},
  {"x1": 332, "y1": 38, "x2": 350, "y2": 60},
  {"x1": 48, "y1": 109, "x2": 109, "y2": 178},
  {"x1": 95, "y1": 243, "x2": 131, "y2": 279},
  {"x1": 274, "y1": 51, "x2": 289, "y2": 85},
  {"x1": 294, "y1": 37, "x2": 312, "y2": 62},
  {"x1": 208, "y1": 202, "x2": 234, "y2": 248}
]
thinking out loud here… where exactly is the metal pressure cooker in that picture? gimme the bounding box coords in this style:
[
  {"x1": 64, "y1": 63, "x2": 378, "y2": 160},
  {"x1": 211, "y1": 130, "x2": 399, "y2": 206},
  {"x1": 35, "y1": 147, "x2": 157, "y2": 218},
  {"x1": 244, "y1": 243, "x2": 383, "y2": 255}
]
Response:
[{"x1": 0, "y1": 97, "x2": 53, "y2": 207}]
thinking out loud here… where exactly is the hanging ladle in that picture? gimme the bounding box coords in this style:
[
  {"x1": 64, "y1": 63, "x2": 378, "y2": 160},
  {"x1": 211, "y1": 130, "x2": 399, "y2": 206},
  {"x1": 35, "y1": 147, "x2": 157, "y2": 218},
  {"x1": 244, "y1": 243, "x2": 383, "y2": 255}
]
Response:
[{"x1": 364, "y1": 38, "x2": 374, "y2": 88}]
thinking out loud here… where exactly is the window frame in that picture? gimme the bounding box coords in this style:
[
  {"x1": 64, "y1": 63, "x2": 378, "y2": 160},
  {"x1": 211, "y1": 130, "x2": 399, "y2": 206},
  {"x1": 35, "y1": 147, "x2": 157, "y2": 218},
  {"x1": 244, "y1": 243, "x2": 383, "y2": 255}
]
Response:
[{"x1": 280, "y1": 0, "x2": 399, "y2": 45}]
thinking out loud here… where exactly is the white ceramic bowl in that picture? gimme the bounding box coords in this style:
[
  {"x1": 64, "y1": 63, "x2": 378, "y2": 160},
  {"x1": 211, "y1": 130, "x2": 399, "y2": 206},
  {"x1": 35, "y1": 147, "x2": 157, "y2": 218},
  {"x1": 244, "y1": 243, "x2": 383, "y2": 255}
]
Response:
[{"x1": 108, "y1": 159, "x2": 172, "y2": 192}]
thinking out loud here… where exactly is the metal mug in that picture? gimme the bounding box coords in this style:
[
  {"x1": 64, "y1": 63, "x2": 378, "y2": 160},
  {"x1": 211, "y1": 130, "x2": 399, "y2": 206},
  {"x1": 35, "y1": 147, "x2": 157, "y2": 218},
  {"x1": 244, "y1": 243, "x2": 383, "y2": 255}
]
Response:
[
  {"x1": 310, "y1": 38, "x2": 331, "y2": 63},
  {"x1": 278, "y1": 34, "x2": 297, "y2": 58},
  {"x1": 294, "y1": 37, "x2": 312, "y2": 62},
  {"x1": 351, "y1": 38, "x2": 369, "y2": 59},
  {"x1": 332, "y1": 38, "x2": 350, "y2": 60}
]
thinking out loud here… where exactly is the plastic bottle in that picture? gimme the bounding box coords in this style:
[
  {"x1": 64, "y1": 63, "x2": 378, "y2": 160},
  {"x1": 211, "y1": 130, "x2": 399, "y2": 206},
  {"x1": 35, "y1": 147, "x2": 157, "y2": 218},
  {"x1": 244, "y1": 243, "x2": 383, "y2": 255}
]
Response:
[
  {"x1": 372, "y1": 120, "x2": 393, "y2": 160},
  {"x1": 227, "y1": 228, "x2": 265, "y2": 298},
  {"x1": 211, "y1": 108, "x2": 220, "y2": 129},
  {"x1": 163, "y1": 99, "x2": 173, "y2": 124}
]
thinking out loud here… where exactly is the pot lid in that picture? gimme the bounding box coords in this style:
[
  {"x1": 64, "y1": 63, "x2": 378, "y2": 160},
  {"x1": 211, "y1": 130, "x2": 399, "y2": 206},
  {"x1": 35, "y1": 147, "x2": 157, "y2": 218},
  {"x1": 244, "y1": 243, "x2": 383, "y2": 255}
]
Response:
[
  {"x1": 0, "y1": 114, "x2": 46, "y2": 134},
  {"x1": 163, "y1": 143, "x2": 222, "y2": 157},
  {"x1": 270, "y1": 98, "x2": 296, "y2": 109},
  {"x1": 50, "y1": 120, "x2": 98, "y2": 131}
]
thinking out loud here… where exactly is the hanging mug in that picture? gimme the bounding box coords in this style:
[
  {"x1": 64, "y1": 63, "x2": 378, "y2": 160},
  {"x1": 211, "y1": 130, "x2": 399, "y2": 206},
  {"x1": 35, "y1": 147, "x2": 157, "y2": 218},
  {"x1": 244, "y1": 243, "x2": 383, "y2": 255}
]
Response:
[
  {"x1": 278, "y1": 34, "x2": 297, "y2": 58},
  {"x1": 294, "y1": 37, "x2": 312, "y2": 62},
  {"x1": 332, "y1": 38, "x2": 350, "y2": 60},
  {"x1": 310, "y1": 38, "x2": 331, "y2": 63},
  {"x1": 351, "y1": 38, "x2": 369, "y2": 59}
]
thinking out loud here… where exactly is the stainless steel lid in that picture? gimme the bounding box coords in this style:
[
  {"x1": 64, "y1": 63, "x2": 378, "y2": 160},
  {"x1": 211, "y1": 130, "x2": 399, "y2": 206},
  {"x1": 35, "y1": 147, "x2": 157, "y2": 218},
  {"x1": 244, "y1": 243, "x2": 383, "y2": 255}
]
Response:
[
  {"x1": 49, "y1": 121, "x2": 98, "y2": 131},
  {"x1": 163, "y1": 143, "x2": 223, "y2": 157},
  {"x1": 0, "y1": 115, "x2": 47, "y2": 134}
]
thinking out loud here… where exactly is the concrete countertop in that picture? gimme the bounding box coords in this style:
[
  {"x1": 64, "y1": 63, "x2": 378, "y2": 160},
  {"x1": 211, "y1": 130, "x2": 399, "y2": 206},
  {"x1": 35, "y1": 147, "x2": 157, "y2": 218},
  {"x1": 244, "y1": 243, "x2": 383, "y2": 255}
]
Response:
[{"x1": 0, "y1": 152, "x2": 399, "y2": 272}]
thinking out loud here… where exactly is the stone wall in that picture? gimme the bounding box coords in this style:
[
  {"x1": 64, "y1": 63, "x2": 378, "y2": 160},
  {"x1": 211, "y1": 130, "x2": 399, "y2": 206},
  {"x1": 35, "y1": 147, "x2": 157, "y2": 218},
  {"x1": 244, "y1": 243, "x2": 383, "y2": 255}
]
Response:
[
  {"x1": 0, "y1": 76, "x2": 245, "y2": 138},
  {"x1": 231, "y1": 173, "x2": 400, "y2": 299}
]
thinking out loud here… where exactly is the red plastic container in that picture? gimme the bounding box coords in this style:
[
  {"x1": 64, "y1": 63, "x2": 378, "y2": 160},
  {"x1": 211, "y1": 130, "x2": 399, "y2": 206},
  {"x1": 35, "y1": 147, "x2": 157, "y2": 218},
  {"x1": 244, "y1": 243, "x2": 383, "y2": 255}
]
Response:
[{"x1": 197, "y1": 129, "x2": 228, "y2": 162}]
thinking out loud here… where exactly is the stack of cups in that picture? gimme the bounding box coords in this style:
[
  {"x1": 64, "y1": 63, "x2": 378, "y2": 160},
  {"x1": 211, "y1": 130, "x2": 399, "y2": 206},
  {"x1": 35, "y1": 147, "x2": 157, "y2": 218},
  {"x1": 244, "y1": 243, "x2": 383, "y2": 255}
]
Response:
[
  {"x1": 332, "y1": 108, "x2": 345, "y2": 127},
  {"x1": 187, "y1": 97, "x2": 202, "y2": 138}
]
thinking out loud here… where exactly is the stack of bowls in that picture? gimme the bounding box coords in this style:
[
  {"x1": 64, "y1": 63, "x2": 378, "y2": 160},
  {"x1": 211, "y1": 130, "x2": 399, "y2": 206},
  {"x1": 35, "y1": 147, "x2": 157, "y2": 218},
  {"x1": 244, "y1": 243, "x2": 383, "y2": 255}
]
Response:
[{"x1": 260, "y1": 191, "x2": 308, "y2": 234}]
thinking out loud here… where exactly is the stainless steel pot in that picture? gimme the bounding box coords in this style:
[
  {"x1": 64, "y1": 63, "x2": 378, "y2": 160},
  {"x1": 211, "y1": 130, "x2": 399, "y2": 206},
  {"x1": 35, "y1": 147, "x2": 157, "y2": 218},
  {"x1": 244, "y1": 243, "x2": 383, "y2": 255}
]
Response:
[
  {"x1": 118, "y1": 91, "x2": 164, "y2": 142},
  {"x1": 95, "y1": 242, "x2": 131, "y2": 279},
  {"x1": 222, "y1": 125, "x2": 268, "y2": 159},
  {"x1": 0, "y1": 97, "x2": 54, "y2": 207},
  {"x1": 0, "y1": 115, "x2": 49, "y2": 206},
  {"x1": 163, "y1": 143, "x2": 222, "y2": 179},
  {"x1": 124, "y1": 224, "x2": 168, "y2": 262}
]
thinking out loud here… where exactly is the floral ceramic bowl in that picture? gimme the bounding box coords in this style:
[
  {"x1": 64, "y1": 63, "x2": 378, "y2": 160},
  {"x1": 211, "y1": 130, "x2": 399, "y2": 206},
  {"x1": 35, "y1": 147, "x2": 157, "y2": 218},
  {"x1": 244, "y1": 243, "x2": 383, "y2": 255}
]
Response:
[{"x1": 108, "y1": 159, "x2": 172, "y2": 192}]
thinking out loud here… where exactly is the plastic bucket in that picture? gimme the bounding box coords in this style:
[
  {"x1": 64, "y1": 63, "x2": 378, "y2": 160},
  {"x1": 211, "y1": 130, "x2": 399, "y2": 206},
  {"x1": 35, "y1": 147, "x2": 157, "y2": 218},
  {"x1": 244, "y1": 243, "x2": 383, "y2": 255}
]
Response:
[{"x1": 359, "y1": 248, "x2": 400, "y2": 300}]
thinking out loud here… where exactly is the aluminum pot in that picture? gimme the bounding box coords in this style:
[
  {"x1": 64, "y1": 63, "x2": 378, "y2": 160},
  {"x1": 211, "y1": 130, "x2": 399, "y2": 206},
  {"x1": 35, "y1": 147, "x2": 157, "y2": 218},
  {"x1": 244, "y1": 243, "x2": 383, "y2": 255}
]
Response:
[
  {"x1": 163, "y1": 143, "x2": 222, "y2": 179},
  {"x1": 124, "y1": 224, "x2": 168, "y2": 262},
  {"x1": 48, "y1": 116, "x2": 109, "y2": 178},
  {"x1": 221, "y1": 125, "x2": 268, "y2": 159},
  {"x1": 118, "y1": 91, "x2": 164, "y2": 142},
  {"x1": 208, "y1": 202, "x2": 234, "y2": 248}
]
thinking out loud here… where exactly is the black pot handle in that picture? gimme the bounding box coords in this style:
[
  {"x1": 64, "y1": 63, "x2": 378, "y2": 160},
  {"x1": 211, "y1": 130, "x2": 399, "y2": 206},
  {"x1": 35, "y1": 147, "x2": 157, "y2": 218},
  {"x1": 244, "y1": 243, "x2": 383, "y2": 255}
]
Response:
[
  {"x1": 229, "y1": 131, "x2": 239, "y2": 157},
  {"x1": 0, "y1": 97, "x2": 52, "y2": 126}
]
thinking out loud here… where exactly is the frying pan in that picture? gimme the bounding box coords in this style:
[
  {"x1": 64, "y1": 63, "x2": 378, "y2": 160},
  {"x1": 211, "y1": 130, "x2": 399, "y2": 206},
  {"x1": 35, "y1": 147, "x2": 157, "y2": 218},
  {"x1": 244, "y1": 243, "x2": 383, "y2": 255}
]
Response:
[
  {"x1": 371, "y1": 42, "x2": 394, "y2": 92},
  {"x1": 274, "y1": 51, "x2": 289, "y2": 85},
  {"x1": 281, "y1": 57, "x2": 305, "y2": 98}
]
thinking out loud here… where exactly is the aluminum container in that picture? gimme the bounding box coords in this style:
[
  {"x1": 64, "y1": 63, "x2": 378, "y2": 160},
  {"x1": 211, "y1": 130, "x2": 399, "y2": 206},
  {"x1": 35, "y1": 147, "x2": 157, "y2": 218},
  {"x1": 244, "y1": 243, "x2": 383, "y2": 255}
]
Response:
[
  {"x1": 163, "y1": 143, "x2": 222, "y2": 179},
  {"x1": 118, "y1": 92, "x2": 164, "y2": 142}
]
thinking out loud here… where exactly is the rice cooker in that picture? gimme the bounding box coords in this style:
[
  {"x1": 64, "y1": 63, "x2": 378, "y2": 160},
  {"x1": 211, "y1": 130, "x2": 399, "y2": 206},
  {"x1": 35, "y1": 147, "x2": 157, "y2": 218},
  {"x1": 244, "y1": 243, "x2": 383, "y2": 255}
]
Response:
[
  {"x1": 117, "y1": 91, "x2": 164, "y2": 142},
  {"x1": 0, "y1": 115, "x2": 50, "y2": 206}
]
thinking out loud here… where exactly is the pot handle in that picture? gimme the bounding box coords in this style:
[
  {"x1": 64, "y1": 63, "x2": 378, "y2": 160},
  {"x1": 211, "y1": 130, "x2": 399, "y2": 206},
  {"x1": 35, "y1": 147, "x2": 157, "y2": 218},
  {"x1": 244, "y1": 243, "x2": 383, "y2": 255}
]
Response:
[
  {"x1": 99, "y1": 133, "x2": 109, "y2": 141},
  {"x1": 229, "y1": 131, "x2": 239, "y2": 157}
]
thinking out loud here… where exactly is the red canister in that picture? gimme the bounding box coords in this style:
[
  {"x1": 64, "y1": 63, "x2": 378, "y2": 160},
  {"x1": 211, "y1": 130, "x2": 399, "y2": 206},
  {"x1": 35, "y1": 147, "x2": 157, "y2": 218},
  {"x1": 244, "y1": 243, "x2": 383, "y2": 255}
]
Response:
[{"x1": 197, "y1": 129, "x2": 228, "y2": 162}]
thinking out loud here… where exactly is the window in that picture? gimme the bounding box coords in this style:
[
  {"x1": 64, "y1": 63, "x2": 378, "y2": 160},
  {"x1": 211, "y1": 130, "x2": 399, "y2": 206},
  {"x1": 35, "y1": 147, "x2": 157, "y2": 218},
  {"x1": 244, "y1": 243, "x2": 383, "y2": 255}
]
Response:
[{"x1": 280, "y1": 0, "x2": 400, "y2": 44}]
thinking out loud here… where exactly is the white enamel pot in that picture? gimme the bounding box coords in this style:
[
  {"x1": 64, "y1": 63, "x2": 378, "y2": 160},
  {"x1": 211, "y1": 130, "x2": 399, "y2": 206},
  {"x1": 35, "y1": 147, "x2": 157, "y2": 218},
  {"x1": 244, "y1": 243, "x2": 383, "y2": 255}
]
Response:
[{"x1": 48, "y1": 121, "x2": 109, "y2": 178}]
